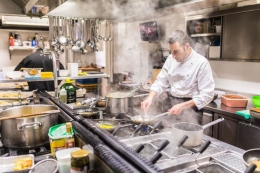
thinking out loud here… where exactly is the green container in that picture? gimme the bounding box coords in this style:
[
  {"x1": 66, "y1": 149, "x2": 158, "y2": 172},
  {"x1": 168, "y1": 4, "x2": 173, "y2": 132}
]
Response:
[
  {"x1": 60, "y1": 78, "x2": 77, "y2": 103},
  {"x1": 252, "y1": 96, "x2": 260, "y2": 108}
]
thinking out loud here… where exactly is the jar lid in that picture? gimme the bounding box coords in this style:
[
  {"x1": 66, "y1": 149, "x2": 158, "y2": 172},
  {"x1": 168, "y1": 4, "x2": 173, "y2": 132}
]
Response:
[{"x1": 71, "y1": 149, "x2": 89, "y2": 158}]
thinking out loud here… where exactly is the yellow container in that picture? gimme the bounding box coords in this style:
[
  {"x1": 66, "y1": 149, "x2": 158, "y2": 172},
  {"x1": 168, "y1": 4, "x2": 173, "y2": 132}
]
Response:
[{"x1": 41, "y1": 72, "x2": 53, "y2": 78}]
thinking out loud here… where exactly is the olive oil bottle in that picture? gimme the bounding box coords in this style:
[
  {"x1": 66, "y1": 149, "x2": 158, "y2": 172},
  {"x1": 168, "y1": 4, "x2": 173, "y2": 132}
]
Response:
[{"x1": 60, "y1": 78, "x2": 76, "y2": 103}]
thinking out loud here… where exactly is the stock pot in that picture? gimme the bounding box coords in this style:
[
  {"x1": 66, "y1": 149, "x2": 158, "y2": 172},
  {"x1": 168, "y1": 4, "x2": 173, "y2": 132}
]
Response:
[
  {"x1": 105, "y1": 91, "x2": 148, "y2": 117},
  {"x1": 0, "y1": 105, "x2": 59, "y2": 149}
]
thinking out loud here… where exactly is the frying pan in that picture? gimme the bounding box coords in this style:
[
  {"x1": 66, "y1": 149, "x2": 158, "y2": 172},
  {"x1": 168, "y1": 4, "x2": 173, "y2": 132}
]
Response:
[
  {"x1": 74, "y1": 107, "x2": 99, "y2": 118},
  {"x1": 91, "y1": 119, "x2": 120, "y2": 133},
  {"x1": 243, "y1": 149, "x2": 260, "y2": 173},
  {"x1": 171, "y1": 118, "x2": 224, "y2": 146},
  {"x1": 130, "y1": 112, "x2": 169, "y2": 125}
]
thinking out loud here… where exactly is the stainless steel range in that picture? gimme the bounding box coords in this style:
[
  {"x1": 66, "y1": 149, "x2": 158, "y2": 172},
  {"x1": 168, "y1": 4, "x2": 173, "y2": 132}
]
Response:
[{"x1": 118, "y1": 130, "x2": 247, "y2": 173}]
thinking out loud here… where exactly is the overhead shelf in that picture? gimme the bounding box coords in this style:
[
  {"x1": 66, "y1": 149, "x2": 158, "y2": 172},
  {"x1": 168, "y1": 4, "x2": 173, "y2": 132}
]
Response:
[
  {"x1": 0, "y1": 74, "x2": 110, "y2": 83},
  {"x1": 191, "y1": 33, "x2": 221, "y2": 37},
  {"x1": 9, "y1": 46, "x2": 35, "y2": 51}
]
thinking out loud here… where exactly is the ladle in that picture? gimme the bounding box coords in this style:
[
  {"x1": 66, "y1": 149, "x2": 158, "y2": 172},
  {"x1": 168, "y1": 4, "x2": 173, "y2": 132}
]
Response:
[
  {"x1": 124, "y1": 86, "x2": 141, "y2": 97},
  {"x1": 58, "y1": 17, "x2": 68, "y2": 46}
]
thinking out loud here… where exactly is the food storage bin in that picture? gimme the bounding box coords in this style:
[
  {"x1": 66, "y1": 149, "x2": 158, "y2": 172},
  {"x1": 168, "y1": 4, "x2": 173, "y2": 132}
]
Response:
[{"x1": 221, "y1": 94, "x2": 248, "y2": 107}]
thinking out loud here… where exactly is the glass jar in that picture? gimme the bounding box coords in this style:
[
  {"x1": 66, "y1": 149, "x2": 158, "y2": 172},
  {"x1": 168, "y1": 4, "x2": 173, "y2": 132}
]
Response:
[{"x1": 71, "y1": 149, "x2": 89, "y2": 173}]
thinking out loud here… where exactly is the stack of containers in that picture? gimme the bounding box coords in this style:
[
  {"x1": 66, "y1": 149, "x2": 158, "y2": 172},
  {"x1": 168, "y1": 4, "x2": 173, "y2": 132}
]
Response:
[{"x1": 76, "y1": 78, "x2": 98, "y2": 94}]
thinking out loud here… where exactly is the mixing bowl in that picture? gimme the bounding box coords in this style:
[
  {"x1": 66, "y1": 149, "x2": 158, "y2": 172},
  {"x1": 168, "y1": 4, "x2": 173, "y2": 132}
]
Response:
[{"x1": 252, "y1": 96, "x2": 260, "y2": 108}]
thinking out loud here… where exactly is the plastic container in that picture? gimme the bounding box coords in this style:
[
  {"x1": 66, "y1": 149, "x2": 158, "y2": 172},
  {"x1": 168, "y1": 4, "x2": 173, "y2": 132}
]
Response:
[
  {"x1": 56, "y1": 147, "x2": 81, "y2": 173},
  {"x1": 221, "y1": 94, "x2": 248, "y2": 107},
  {"x1": 5, "y1": 71, "x2": 22, "y2": 79},
  {"x1": 59, "y1": 70, "x2": 69, "y2": 77},
  {"x1": 215, "y1": 25, "x2": 221, "y2": 33},
  {"x1": 48, "y1": 123, "x2": 75, "y2": 157},
  {"x1": 59, "y1": 88, "x2": 67, "y2": 104},
  {"x1": 252, "y1": 96, "x2": 260, "y2": 108},
  {"x1": 23, "y1": 68, "x2": 42, "y2": 79},
  {"x1": 60, "y1": 78, "x2": 77, "y2": 103},
  {"x1": 76, "y1": 78, "x2": 98, "y2": 84},
  {"x1": 41, "y1": 72, "x2": 53, "y2": 78},
  {"x1": 68, "y1": 63, "x2": 78, "y2": 77}
]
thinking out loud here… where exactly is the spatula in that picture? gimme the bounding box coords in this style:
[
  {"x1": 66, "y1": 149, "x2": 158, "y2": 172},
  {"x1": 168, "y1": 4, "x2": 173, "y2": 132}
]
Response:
[{"x1": 0, "y1": 110, "x2": 60, "y2": 120}]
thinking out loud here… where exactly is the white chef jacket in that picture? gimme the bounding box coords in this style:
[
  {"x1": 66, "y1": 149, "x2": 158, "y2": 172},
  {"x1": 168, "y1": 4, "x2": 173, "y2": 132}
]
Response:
[{"x1": 150, "y1": 48, "x2": 215, "y2": 110}]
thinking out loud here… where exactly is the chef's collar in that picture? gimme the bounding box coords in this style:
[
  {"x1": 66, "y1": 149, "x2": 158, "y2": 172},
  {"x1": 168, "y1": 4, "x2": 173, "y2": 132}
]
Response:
[{"x1": 183, "y1": 47, "x2": 193, "y2": 63}]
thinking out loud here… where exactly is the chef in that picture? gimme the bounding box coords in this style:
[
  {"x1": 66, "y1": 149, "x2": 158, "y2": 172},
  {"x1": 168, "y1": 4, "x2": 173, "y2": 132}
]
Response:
[
  {"x1": 141, "y1": 30, "x2": 215, "y2": 124},
  {"x1": 14, "y1": 46, "x2": 64, "y2": 91}
]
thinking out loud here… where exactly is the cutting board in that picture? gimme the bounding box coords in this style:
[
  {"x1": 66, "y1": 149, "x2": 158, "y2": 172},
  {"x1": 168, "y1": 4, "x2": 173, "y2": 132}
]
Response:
[{"x1": 250, "y1": 108, "x2": 260, "y2": 113}]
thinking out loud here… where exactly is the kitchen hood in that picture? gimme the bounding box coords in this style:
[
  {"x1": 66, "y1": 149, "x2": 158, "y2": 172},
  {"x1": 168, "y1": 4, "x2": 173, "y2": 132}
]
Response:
[
  {"x1": 47, "y1": 0, "x2": 202, "y2": 20},
  {"x1": 1, "y1": 15, "x2": 49, "y2": 29}
]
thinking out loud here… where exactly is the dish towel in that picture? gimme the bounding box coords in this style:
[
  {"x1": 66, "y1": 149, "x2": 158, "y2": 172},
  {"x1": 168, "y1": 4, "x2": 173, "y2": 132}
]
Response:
[{"x1": 236, "y1": 110, "x2": 251, "y2": 119}]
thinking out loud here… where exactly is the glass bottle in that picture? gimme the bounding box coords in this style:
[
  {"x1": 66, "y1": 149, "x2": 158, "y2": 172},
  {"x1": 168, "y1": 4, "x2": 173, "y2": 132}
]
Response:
[
  {"x1": 71, "y1": 150, "x2": 89, "y2": 173},
  {"x1": 65, "y1": 122, "x2": 75, "y2": 148},
  {"x1": 60, "y1": 78, "x2": 77, "y2": 103}
]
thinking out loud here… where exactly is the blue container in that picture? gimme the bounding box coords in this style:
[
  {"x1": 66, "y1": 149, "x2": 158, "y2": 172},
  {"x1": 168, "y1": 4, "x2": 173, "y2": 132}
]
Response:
[{"x1": 76, "y1": 78, "x2": 98, "y2": 84}]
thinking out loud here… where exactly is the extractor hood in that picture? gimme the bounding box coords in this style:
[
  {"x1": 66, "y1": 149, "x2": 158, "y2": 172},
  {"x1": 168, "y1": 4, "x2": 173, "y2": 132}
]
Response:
[
  {"x1": 1, "y1": 15, "x2": 49, "y2": 29},
  {"x1": 47, "y1": 0, "x2": 202, "y2": 20}
]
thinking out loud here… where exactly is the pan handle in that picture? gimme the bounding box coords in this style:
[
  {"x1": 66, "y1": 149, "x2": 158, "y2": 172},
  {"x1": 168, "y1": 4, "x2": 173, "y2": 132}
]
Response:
[
  {"x1": 244, "y1": 164, "x2": 257, "y2": 173},
  {"x1": 202, "y1": 118, "x2": 224, "y2": 129}
]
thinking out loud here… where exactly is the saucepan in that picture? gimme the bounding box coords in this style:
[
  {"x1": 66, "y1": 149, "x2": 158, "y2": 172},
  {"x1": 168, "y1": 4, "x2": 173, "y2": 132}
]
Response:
[
  {"x1": 130, "y1": 112, "x2": 169, "y2": 125},
  {"x1": 243, "y1": 148, "x2": 260, "y2": 173},
  {"x1": 171, "y1": 118, "x2": 224, "y2": 146}
]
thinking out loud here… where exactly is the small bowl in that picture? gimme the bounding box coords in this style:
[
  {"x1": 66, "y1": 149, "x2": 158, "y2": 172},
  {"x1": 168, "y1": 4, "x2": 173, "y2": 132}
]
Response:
[
  {"x1": 252, "y1": 96, "x2": 260, "y2": 108},
  {"x1": 59, "y1": 70, "x2": 69, "y2": 77},
  {"x1": 5, "y1": 71, "x2": 22, "y2": 79}
]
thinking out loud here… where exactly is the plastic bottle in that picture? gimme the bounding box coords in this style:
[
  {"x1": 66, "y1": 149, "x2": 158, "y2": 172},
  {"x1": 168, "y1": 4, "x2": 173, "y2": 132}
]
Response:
[
  {"x1": 9, "y1": 33, "x2": 14, "y2": 46},
  {"x1": 59, "y1": 88, "x2": 67, "y2": 103},
  {"x1": 31, "y1": 37, "x2": 36, "y2": 47},
  {"x1": 65, "y1": 122, "x2": 75, "y2": 148},
  {"x1": 60, "y1": 78, "x2": 77, "y2": 103}
]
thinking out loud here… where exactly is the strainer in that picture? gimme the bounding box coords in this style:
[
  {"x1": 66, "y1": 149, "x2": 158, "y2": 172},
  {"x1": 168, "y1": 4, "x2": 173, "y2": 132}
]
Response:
[{"x1": 29, "y1": 159, "x2": 58, "y2": 173}]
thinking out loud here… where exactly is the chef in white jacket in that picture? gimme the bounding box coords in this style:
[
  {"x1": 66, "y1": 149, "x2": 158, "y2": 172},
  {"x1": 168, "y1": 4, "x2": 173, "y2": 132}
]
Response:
[{"x1": 141, "y1": 30, "x2": 215, "y2": 124}]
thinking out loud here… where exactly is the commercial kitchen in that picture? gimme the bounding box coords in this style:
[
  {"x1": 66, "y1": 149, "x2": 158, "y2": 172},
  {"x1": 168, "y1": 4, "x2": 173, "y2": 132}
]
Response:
[{"x1": 0, "y1": 0, "x2": 260, "y2": 172}]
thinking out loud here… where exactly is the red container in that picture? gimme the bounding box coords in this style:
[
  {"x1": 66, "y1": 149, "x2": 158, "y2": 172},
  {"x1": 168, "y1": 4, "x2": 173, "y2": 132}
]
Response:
[{"x1": 221, "y1": 94, "x2": 248, "y2": 107}]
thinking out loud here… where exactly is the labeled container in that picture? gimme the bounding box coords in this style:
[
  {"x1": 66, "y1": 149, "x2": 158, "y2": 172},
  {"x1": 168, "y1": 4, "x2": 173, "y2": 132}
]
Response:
[
  {"x1": 56, "y1": 147, "x2": 81, "y2": 173},
  {"x1": 59, "y1": 88, "x2": 67, "y2": 104},
  {"x1": 71, "y1": 150, "x2": 89, "y2": 173},
  {"x1": 60, "y1": 78, "x2": 77, "y2": 103},
  {"x1": 48, "y1": 123, "x2": 75, "y2": 157},
  {"x1": 221, "y1": 94, "x2": 248, "y2": 107}
]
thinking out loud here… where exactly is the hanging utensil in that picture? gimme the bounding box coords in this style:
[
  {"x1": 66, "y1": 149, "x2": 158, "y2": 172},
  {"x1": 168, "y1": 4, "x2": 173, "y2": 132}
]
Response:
[
  {"x1": 58, "y1": 17, "x2": 68, "y2": 46},
  {"x1": 72, "y1": 18, "x2": 81, "y2": 52},
  {"x1": 103, "y1": 20, "x2": 109, "y2": 41},
  {"x1": 108, "y1": 22, "x2": 113, "y2": 41},
  {"x1": 51, "y1": 16, "x2": 58, "y2": 47},
  {"x1": 96, "y1": 19, "x2": 103, "y2": 40}
]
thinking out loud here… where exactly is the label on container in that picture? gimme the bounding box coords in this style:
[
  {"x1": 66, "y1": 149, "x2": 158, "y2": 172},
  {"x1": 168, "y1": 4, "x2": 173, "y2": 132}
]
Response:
[
  {"x1": 71, "y1": 166, "x2": 87, "y2": 173},
  {"x1": 67, "y1": 91, "x2": 76, "y2": 103}
]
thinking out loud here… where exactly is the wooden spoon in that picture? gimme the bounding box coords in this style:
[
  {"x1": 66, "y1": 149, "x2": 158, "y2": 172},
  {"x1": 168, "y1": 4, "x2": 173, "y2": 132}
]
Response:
[{"x1": 0, "y1": 110, "x2": 60, "y2": 120}]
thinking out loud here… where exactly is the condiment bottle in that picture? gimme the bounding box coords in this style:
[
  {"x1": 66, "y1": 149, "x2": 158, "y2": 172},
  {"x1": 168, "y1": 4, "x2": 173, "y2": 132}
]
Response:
[
  {"x1": 60, "y1": 78, "x2": 77, "y2": 103},
  {"x1": 65, "y1": 122, "x2": 75, "y2": 148},
  {"x1": 71, "y1": 149, "x2": 89, "y2": 173},
  {"x1": 59, "y1": 88, "x2": 67, "y2": 103},
  {"x1": 9, "y1": 32, "x2": 14, "y2": 46}
]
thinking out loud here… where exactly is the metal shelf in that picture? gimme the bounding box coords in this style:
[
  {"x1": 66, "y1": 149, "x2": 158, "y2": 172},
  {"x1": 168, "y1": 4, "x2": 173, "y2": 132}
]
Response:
[
  {"x1": 191, "y1": 33, "x2": 221, "y2": 37},
  {"x1": 0, "y1": 74, "x2": 110, "y2": 83}
]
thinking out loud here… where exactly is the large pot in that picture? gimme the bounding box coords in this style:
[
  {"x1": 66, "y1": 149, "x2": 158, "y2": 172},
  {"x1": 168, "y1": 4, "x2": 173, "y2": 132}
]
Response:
[
  {"x1": 105, "y1": 91, "x2": 148, "y2": 117},
  {"x1": 0, "y1": 105, "x2": 59, "y2": 149},
  {"x1": 171, "y1": 118, "x2": 224, "y2": 146}
]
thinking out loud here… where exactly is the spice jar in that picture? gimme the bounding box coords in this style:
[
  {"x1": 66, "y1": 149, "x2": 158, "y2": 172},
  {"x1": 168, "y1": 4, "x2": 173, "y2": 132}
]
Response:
[{"x1": 71, "y1": 149, "x2": 89, "y2": 173}]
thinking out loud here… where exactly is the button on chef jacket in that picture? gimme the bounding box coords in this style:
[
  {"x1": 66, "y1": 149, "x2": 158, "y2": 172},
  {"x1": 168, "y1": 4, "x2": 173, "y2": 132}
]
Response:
[
  {"x1": 150, "y1": 48, "x2": 215, "y2": 110},
  {"x1": 14, "y1": 49, "x2": 65, "y2": 91}
]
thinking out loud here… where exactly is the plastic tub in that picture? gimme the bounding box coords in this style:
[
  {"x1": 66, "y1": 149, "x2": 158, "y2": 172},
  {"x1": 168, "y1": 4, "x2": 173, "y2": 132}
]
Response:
[
  {"x1": 221, "y1": 94, "x2": 248, "y2": 107},
  {"x1": 56, "y1": 147, "x2": 81, "y2": 173},
  {"x1": 252, "y1": 96, "x2": 260, "y2": 108}
]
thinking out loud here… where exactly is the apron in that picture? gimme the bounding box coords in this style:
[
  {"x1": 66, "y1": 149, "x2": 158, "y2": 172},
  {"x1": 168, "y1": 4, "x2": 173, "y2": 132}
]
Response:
[{"x1": 161, "y1": 93, "x2": 202, "y2": 128}]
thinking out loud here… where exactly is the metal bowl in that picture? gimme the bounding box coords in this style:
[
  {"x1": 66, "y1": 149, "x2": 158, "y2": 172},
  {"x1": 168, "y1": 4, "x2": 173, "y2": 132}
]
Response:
[{"x1": 243, "y1": 148, "x2": 260, "y2": 172}]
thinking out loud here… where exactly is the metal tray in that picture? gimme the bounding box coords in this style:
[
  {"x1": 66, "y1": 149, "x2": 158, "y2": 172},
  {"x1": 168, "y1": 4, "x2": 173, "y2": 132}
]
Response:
[
  {"x1": 0, "y1": 154, "x2": 34, "y2": 173},
  {"x1": 0, "y1": 100, "x2": 29, "y2": 108},
  {"x1": 0, "y1": 92, "x2": 32, "y2": 100}
]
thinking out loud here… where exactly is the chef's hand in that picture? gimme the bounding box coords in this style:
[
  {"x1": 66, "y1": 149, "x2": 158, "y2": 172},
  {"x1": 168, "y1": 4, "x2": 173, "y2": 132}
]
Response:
[
  {"x1": 141, "y1": 91, "x2": 158, "y2": 112},
  {"x1": 168, "y1": 103, "x2": 184, "y2": 115},
  {"x1": 141, "y1": 97, "x2": 153, "y2": 112}
]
